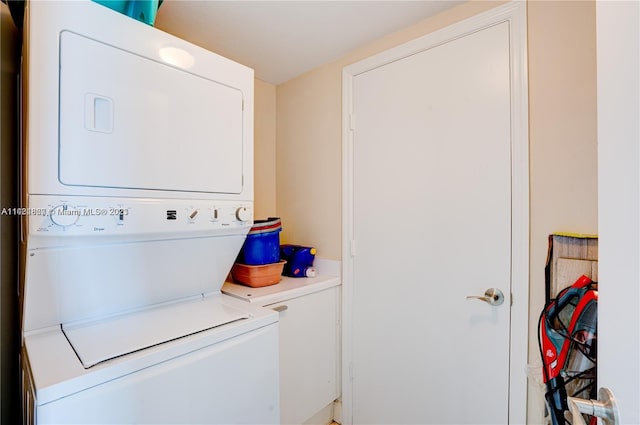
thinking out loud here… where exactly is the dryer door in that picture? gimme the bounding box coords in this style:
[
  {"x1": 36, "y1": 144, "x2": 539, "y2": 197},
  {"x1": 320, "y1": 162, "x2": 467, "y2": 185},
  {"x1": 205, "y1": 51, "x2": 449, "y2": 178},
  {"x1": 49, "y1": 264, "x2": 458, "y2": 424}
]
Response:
[{"x1": 58, "y1": 31, "x2": 244, "y2": 194}]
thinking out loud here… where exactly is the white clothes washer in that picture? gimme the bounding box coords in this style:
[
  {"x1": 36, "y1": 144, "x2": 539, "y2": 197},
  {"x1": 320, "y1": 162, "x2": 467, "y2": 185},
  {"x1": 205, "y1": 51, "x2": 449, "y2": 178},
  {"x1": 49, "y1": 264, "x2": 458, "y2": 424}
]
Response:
[
  {"x1": 23, "y1": 293, "x2": 279, "y2": 424},
  {"x1": 20, "y1": 1, "x2": 279, "y2": 423}
]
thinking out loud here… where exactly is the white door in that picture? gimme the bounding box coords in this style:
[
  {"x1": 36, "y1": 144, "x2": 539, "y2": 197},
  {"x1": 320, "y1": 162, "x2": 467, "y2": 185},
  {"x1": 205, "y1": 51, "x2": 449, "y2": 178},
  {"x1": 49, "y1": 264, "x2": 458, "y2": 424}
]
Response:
[{"x1": 343, "y1": 4, "x2": 529, "y2": 424}]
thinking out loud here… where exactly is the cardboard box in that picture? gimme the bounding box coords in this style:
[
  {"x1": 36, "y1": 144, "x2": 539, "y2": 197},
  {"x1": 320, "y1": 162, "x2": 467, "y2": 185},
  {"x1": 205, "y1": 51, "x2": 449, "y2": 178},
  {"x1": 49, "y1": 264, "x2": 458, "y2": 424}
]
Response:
[{"x1": 544, "y1": 233, "x2": 598, "y2": 301}]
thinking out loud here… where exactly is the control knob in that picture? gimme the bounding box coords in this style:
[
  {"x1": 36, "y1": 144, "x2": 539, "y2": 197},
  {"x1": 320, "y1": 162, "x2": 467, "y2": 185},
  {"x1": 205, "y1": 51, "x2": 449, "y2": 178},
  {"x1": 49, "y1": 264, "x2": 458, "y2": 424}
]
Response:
[
  {"x1": 187, "y1": 208, "x2": 198, "y2": 223},
  {"x1": 235, "y1": 207, "x2": 251, "y2": 222},
  {"x1": 50, "y1": 204, "x2": 80, "y2": 227}
]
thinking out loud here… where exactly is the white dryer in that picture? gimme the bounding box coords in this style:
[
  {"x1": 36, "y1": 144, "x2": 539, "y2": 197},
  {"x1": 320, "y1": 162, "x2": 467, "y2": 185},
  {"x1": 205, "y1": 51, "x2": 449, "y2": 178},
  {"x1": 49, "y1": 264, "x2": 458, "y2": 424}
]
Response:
[{"x1": 20, "y1": 1, "x2": 279, "y2": 423}]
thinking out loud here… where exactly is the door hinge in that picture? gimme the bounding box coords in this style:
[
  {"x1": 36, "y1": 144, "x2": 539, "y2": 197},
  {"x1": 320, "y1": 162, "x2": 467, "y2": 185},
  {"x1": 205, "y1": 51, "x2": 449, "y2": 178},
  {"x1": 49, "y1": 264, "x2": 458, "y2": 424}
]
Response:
[
  {"x1": 349, "y1": 113, "x2": 356, "y2": 131},
  {"x1": 350, "y1": 239, "x2": 356, "y2": 257},
  {"x1": 349, "y1": 362, "x2": 355, "y2": 381}
]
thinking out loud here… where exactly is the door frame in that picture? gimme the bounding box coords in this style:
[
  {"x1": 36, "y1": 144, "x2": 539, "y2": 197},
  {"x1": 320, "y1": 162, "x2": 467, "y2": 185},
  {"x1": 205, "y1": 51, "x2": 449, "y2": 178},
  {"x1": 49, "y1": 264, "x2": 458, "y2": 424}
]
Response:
[{"x1": 341, "y1": 2, "x2": 529, "y2": 423}]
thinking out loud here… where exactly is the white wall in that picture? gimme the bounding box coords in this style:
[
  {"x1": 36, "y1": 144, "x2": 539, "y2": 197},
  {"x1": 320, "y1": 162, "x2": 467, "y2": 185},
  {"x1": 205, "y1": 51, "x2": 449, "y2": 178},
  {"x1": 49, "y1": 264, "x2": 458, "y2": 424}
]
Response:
[
  {"x1": 254, "y1": 79, "x2": 277, "y2": 219},
  {"x1": 527, "y1": 2, "x2": 598, "y2": 421},
  {"x1": 596, "y1": 1, "x2": 640, "y2": 423}
]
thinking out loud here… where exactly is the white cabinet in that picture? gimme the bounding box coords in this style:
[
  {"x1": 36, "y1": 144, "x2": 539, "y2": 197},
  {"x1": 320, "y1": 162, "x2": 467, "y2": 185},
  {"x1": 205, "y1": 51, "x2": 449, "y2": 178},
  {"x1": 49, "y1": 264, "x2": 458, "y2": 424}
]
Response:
[
  {"x1": 222, "y1": 274, "x2": 341, "y2": 425},
  {"x1": 268, "y1": 286, "x2": 340, "y2": 425}
]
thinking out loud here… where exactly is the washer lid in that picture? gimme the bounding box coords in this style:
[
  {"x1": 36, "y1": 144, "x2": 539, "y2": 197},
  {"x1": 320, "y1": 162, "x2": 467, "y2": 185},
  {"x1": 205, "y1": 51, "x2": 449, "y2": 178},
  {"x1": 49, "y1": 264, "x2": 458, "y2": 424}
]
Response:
[{"x1": 62, "y1": 296, "x2": 250, "y2": 369}]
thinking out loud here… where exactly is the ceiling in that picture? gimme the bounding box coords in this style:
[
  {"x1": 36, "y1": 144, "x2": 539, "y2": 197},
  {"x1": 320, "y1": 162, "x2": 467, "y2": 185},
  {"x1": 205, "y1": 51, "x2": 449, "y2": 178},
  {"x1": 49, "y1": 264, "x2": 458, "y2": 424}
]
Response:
[{"x1": 154, "y1": 1, "x2": 464, "y2": 85}]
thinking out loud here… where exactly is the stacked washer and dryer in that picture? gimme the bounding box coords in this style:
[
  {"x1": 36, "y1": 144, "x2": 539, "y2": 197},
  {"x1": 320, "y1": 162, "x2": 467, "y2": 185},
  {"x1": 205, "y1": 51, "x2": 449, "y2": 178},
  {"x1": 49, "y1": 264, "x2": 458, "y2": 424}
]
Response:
[{"x1": 20, "y1": 1, "x2": 279, "y2": 423}]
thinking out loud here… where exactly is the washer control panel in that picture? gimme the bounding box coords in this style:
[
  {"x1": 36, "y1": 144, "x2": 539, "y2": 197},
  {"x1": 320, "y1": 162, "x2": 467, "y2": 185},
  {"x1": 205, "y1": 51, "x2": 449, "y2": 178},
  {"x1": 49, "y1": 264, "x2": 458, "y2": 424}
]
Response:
[{"x1": 27, "y1": 195, "x2": 253, "y2": 237}]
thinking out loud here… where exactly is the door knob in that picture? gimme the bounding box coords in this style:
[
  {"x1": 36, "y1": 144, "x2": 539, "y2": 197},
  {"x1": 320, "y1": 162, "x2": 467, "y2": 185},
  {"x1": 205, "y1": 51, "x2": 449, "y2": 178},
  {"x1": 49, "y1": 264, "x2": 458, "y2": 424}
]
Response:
[
  {"x1": 466, "y1": 288, "x2": 504, "y2": 306},
  {"x1": 568, "y1": 387, "x2": 619, "y2": 425}
]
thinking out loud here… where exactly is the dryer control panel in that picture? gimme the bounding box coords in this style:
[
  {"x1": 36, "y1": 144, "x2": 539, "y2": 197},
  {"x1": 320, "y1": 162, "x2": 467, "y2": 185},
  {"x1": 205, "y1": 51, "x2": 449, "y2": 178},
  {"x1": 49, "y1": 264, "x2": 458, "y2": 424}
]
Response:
[{"x1": 27, "y1": 195, "x2": 253, "y2": 242}]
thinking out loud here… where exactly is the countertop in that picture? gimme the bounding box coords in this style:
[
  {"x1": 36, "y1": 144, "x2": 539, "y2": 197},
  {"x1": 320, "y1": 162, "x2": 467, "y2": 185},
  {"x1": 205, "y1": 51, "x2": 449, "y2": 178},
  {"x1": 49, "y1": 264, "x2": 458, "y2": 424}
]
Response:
[{"x1": 222, "y1": 258, "x2": 341, "y2": 306}]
